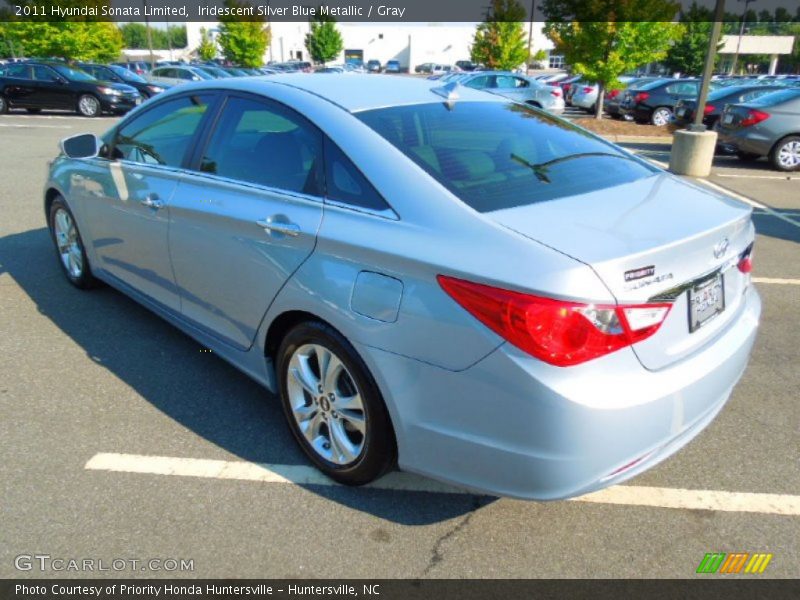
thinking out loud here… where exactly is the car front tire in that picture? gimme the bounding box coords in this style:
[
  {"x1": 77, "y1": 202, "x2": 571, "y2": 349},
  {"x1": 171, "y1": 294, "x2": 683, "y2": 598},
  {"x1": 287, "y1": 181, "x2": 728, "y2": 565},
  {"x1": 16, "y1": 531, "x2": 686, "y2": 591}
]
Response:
[
  {"x1": 77, "y1": 94, "x2": 100, "y2": 118},
  {"x1": 770, "y1": 136, "x2": 800, "y2": 172},
  {"x1": 0, "y1": 94, "x2": 8, "y2": 114},
  {"x1": 48, "y1": 196, "x2": 97, "y2": 289},
  {"x1": 276, "y1": 320, "x2": 396, "y2": 485}
]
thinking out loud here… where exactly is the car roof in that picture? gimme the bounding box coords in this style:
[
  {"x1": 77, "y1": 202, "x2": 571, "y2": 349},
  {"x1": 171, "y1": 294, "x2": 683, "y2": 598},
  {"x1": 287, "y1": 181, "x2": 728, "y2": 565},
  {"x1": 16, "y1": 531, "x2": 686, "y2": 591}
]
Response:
[{"x1": 208, "y1": 73, "x2": 507, "y2": 112}]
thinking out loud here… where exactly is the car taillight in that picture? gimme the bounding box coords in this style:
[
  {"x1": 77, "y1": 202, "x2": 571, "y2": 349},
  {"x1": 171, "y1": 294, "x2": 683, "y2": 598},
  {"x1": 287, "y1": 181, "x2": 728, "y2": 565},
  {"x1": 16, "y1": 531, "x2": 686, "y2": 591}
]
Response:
[
  {"x1": 740, "y1": 109, "x2": 770, "y2": 127},
  {"x1": 582, "y1": 86, "x2": 593, "y2": 93},
  {"x1": 607, "y1": 89, "x2": 620, "y2": 99},
  {"x1": 551, "y1": 88, "x2": 562, "y2": 96},
  {"x1": 738, "y1": 243, "x2": 754, "y2": 274},
  {"x1": 633, "y1": 92, "x2": 649, "y2": 103},
  {"x1": 704, "y1": 104, "x2": 715, "y2": 114},
  {"x1": 437, "y1": 276, "x2": 672, "y2": 367}
]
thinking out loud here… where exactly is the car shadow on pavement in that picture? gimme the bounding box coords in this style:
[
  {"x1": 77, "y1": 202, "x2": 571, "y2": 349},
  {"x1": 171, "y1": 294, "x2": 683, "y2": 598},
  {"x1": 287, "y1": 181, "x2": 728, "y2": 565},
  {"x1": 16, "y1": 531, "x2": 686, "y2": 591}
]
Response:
[{"x1": 0, "y1": 227, "x2": 495, "y2": 525}]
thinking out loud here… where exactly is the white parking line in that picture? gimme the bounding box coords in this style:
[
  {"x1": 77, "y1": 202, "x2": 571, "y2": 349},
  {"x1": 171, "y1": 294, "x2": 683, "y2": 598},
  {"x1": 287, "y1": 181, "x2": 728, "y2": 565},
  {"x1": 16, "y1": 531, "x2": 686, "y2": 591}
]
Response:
[
  {"x1": 85, "y1": 453, "x2": 800, "y2": 516},
  {"x1": 754, "y1": 277, "x2": 800, "y2": 286},
  {"x1": 717, "y1": 173, "x2": 798, "y2": 181},
  {"x1": 0, "y1": 123, "x2": 74, "y2": 129}
]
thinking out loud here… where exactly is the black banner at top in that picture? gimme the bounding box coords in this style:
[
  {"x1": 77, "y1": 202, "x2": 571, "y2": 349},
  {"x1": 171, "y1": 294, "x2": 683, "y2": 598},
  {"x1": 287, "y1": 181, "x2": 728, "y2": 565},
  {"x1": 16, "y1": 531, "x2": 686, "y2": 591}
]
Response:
[{"x1": 1, "y1": 0, "x2": 799, "y2": 23}]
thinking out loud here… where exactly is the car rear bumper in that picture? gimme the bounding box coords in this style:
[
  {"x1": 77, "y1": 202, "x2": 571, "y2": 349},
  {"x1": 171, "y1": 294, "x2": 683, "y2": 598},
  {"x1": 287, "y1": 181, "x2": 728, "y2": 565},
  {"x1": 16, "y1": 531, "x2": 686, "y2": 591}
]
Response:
[
  {"x1": 716, "y1": 126, "x2": 773, "y2": 157},
  {"x1": 572, "y1": 95, "x2": 596, "y2": 109},
  {"x1": 359, "y1": 284, "x2": 760, "y2": 500}
]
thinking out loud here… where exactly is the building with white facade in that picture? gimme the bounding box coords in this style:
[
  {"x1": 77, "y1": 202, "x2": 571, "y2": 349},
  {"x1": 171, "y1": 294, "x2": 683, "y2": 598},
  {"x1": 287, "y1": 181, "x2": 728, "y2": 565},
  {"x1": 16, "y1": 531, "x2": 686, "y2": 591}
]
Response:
[{"x1": 184, "y1": 21, "x2": 557, "y2": 70}]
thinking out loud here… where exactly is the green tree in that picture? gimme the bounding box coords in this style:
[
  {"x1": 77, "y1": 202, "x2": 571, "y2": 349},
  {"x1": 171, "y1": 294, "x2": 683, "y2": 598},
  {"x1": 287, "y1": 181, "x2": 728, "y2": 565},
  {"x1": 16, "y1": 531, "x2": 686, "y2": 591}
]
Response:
[
  {"x1": 664, "y1": 2, "x2": 720, "y2": 76},
  {"x1": 0, "y1": 22, "x2": 122, "y2": 62},
  {"x1": 304, "y1": 11, "x2": 344, "y2": 64},
  {"x1": 217, "y1": 1, "x2": 270, "y2": 67},
  {"x1": 119, "y1": 23, "x2": 148, "y2": 49},
  {"x1": 197, "y1": 27, "x2": 217, "y2": 62},
  {"x1": 543, "y1": 0, "x2": 682, "y2": 118},
  {"x1": 470, "y1": 0, "x2": 529, "y2": 71}
]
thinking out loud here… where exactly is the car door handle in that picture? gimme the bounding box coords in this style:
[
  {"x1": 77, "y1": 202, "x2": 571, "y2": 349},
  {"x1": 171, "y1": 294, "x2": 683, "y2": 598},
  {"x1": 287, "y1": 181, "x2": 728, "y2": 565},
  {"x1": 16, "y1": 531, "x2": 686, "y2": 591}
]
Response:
[
  {"x1": 140, "y1": 193, "x2": 164, "y2": 209},
  {"x1": 256, "y1": 217, "x2": 300, "y2": 237}
]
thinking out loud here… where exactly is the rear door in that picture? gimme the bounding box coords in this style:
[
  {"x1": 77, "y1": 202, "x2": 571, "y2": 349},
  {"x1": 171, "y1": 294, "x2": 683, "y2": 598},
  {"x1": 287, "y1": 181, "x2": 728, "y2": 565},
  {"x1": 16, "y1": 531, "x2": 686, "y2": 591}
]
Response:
[
  {"x1": 167, "y1": 93, "x2": 324, "y2": 349},
  {"x1": 1, "y1": 64, "x2": 36, "y2": 107}
]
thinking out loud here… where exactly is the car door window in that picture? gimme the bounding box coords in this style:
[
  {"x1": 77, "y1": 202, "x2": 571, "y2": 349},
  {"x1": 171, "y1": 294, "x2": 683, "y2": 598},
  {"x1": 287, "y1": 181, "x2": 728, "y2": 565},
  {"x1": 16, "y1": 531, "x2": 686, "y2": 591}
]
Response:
[
  {"x1": 32, "y1": 65, "x2": 59, "y2": 82},
  {"x1": 6, "y1": 64, "x2": 30, "y2": 79},
  {"x1": 667, "y1": 82, "x2": 698, "y2": 95},
  {"x1": 198, "y1": 95, "x2": 323, "y2": 195},
  {"x1": 495, "y1": 76, "x2": 528, "y2": 89},
  {"x1": 113, "y1": 94, "x2": 214, "y2": 167},
  {"x1": 324, "y1": 138, "x2": 389, "y2": 212},
  {"x1": 465, "y1": 76, "x2": 492, "y2": 90}
]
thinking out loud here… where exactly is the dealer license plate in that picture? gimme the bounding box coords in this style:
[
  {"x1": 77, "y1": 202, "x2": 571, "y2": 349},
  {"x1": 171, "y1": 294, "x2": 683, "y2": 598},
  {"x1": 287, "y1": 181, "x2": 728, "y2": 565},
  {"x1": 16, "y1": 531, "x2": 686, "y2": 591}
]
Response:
[
  {"x1": 689, "y1": 273, "x2": 725, "y2": 332},
  {"x1": 676, "y1": 107, "x2": 685, "y2": 117},
  {"x1": 722, "y1": 113, "x2": 734, "y2": 124}
]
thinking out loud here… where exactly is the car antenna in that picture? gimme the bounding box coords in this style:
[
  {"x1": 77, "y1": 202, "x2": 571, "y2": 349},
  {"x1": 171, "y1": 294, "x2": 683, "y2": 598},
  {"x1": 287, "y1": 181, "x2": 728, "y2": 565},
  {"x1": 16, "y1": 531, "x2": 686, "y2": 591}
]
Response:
[{"x1": 431, "y1": 81, "x2": 460, "y2": 110}]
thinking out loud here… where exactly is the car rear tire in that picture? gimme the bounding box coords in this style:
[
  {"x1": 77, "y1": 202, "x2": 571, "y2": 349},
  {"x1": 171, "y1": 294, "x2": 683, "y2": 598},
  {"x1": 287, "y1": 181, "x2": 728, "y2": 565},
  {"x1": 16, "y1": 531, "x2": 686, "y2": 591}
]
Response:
[
  {"x1": 48, "y1": 196, "x2": 97, "y2": 289},
  {"x1": 77, "y1": 94, "x2": 100, "y2": 118},
  {"x1": 769, "y1": 136, "x2": 800, "y2": 172},
  {"x1": 0, "y1": 94, "x2": 8, "y2": 114},
  {"x1": 651, "y1": 107, "x2": 673, "y2": 127},
  {"x1": 736, "y1": 151, "x2": 760, "y2": 162},
  {"x1": 276, "y1": 320, "x2": 396, "y2": 486}
]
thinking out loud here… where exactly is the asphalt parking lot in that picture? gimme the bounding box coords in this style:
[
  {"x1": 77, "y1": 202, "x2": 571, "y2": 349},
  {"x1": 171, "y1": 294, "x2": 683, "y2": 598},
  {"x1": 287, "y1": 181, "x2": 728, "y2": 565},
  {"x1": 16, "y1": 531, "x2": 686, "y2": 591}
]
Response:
[{"x1": 1, "y1": 111, "x2": 798, "y2": 579}]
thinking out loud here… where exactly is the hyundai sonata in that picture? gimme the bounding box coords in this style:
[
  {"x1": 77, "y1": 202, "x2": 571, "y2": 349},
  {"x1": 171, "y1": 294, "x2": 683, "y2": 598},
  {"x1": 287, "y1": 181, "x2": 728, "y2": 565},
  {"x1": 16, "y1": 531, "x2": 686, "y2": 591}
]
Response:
[{"x1": 44, "y1": 75, "x2": 760, "y2": 499}]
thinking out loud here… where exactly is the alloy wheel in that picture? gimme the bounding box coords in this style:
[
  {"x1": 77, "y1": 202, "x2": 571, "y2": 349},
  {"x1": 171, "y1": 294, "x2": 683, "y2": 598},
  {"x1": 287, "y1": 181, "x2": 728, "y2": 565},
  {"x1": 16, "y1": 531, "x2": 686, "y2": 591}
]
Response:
[
  {"x1": 651, "y1": 108, "x2": 672, "y2": 127},
  {"x1": 286, "y1": 343, "x2": 367, "y2": 466},
  {"x1": 777, "y1": 141, "x2": 800, "y2": 169},
  {"x1": 53, "y1": 207, "x2": 84, "y2": 279},
  {"x1": 78, "y1": 95, "x2": 99, "y2": 117}
]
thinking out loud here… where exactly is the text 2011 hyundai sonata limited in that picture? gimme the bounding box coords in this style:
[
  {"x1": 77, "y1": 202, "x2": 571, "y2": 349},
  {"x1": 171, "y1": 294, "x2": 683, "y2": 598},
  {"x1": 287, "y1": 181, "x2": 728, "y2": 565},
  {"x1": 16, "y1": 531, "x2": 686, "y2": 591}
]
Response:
[{"x1": 45, "y1": 75, "x2": 760, "y2": 500}]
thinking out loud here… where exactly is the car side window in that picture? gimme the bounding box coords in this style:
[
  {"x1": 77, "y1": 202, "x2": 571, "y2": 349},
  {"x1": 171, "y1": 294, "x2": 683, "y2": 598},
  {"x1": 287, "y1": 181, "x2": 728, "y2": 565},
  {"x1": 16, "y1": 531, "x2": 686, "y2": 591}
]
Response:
[
  {"x1": 32, "y1": 65, "x2": 58, "y2": 82},
  {"x1": 324, "y1": 137, "x2": 390, "y2": 212},
  {"x1": 113, "y1": 94, "x2": 213, "y2": 167},
  {"x1": 6, "y1": 64, "x2": 30, "y2": 79},
  {"x1": 465, "y1": 76, "x2": 491, "y2": 90},
  {"x1": 198, "y1": 95, "x2": 323, "y2": 195}
]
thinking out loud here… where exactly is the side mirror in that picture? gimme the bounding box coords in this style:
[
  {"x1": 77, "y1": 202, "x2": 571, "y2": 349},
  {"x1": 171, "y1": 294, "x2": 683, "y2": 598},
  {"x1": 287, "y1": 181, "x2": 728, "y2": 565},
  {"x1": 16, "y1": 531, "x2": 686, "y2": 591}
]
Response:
[{"x1": 60, "y1": 133, "x2": 101, "y2": 159}]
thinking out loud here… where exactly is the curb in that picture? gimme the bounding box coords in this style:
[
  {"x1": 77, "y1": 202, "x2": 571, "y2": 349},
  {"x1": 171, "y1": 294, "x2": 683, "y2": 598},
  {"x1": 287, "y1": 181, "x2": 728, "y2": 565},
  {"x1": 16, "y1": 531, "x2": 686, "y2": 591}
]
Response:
[{"x1": 602, "y1": 135, "x2": 674, "y2": 144}]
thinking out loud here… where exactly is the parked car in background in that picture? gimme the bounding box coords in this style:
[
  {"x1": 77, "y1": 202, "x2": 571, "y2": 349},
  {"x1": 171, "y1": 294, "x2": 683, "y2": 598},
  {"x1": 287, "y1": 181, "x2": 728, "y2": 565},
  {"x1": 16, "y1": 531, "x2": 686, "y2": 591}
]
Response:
[
  {"x1": 459, "y1": 71, "x2": 564, "y2": 114},
  {"x1": 620, "y1": 78, "x2": 701, "y2": 126},
  {"x1": 77, "y1": 63, "x2": 171, "y2": 98},
  {"x1": 47, "y1": 74, "x2": 760, "y2": 499},
  {"x1": 675, "y1": 85, "x2": 786, "y2": 129},
  {"x1": 455, "y1": 60, "x2": 479, "y2": 72},
  {"x1": 148, "y1": 65, "x2": 214, "y2": 87},
  {"x1": 430, "y1": 64, "x2": 453, "y2": 77},
  {"x1": 112, "y1": 61, "x2": 151, "y2": 76},
  {"x1": 191, "y1": 64, "x2": 235, "y2": 79},
  {"x1": 716, "y1": 88, "x2": 800, "y2": 171},
  {"x1": 570, "y1": 75, "x2": 633, "y2": 113},
  {"x1": 366, "y1": 60, "x2": 382, "y2": 73},
  {"x1": 604, "y1": 77, "x2": 662, "y2": 119},
  {"x1": 385, "y1": 60, "x2": 402, "y2": 74},
  {"x1": 0, "y1": 61, "x2": 141, "y2": 116},
  {"x1": 415, "y1": 62, "x2": 434, "y2": 74}
]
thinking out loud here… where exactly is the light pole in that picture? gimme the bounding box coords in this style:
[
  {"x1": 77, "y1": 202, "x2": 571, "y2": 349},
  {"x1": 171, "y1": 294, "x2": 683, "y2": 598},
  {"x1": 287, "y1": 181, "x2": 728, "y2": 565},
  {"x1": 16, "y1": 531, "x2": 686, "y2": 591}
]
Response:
[
  {"x1": 690, "y1": 0, "x2": 726, "y2": 132},
  {"x1": 730, "y1": 0, "x2": 756, "y2": 75},
  {"x1": 527, "y1": 0, "x2": 535, "y2": 74},
  {"x1": 142, "y1": 0, "x2": 155, "y2": 69}
]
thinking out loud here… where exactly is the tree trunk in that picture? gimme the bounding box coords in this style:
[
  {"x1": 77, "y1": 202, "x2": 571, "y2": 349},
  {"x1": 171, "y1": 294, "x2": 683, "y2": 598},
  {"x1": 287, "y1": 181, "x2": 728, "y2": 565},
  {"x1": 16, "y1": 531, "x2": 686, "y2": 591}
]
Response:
[{"x1": 595, "y1": 83, "x2": 605, "y2": 120}]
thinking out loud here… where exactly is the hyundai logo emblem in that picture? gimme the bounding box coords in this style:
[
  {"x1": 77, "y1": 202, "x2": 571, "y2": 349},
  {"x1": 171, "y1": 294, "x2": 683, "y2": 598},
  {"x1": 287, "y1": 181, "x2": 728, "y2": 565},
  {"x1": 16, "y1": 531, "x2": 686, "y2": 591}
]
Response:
[{"x1": 713, "y1": 238, "x2": 730, "y2": 259}]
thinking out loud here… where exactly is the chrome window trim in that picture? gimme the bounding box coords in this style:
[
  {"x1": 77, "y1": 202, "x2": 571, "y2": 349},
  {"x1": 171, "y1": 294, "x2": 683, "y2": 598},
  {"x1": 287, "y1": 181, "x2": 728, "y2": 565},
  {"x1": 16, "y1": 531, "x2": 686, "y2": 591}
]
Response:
[{"x1": 177, "y1": 168, "x2": 325, "y2": 207}]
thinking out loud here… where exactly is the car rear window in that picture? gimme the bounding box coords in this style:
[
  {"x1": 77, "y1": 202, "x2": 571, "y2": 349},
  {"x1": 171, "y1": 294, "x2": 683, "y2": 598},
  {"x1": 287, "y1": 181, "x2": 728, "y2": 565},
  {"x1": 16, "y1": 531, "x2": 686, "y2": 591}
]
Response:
[
  {"x1": 357, "y1": 101, "x2": 656, "y2": 213},
  {"x1": 635, "y1": 79, "x2": 671, "y2": 91},
  {"x1": 747, "y1": 88, "x2": 800, "y2": 106}
]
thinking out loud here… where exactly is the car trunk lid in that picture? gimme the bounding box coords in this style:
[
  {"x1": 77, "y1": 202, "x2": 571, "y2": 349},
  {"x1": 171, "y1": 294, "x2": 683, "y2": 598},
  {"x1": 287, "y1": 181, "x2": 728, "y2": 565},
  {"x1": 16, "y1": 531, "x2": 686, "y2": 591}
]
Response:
[{"x1": 489, "y1": 173, "x2": 754, "y2": 370}]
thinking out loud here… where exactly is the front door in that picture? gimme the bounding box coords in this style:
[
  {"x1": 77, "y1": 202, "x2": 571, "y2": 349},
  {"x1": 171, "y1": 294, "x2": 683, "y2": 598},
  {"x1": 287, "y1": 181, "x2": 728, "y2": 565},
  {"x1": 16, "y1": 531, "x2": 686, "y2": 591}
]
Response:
[
  {"x1": 85, "y1": 93, "x2": 217, "y2": 311},
  {"x1": 168, "y1": 94, "x2": 325, "y2": 349}
]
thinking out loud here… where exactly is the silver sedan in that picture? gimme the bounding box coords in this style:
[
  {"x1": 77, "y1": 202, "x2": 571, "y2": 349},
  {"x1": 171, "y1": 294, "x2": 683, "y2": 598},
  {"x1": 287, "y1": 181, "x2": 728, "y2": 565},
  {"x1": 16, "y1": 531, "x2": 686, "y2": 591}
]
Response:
[{"x1": 45, "y1": 75, "x2": 759, "y2": 499}]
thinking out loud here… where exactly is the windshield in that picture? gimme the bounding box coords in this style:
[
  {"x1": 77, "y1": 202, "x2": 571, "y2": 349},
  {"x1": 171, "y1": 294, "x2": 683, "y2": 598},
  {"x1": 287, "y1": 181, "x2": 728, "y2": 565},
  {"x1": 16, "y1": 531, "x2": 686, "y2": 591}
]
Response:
[
  {"x1": 357, "y1": 101, "x2": 656, "y2": 212},
  {"x1": 109, "y1": 65, "x2": 146, "y2": 83},
  {"x1": 53, "y1": 65, "x2": 95, "y2": 82}
]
